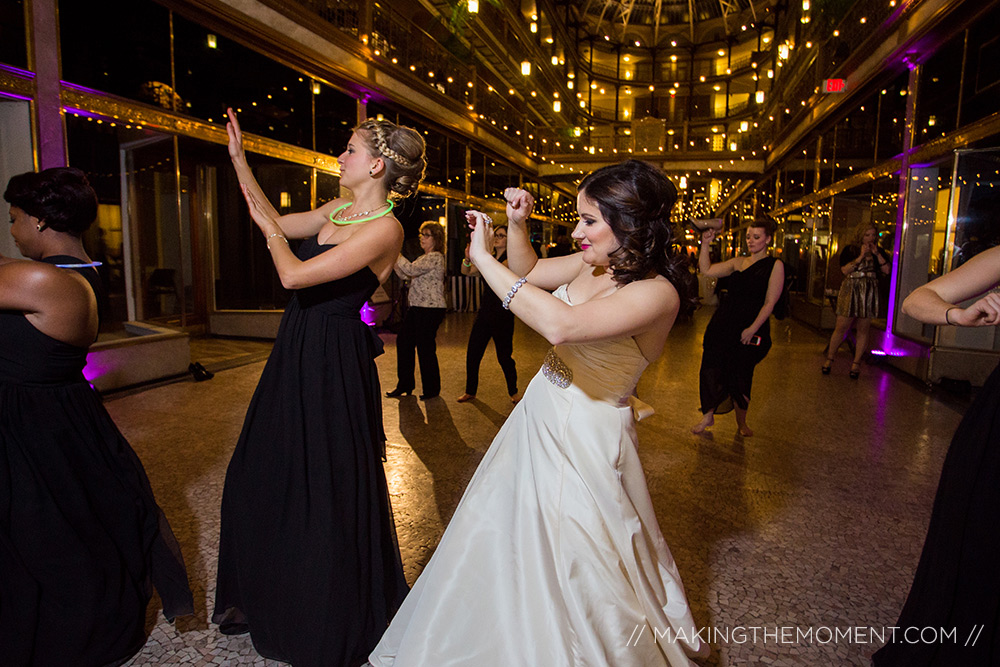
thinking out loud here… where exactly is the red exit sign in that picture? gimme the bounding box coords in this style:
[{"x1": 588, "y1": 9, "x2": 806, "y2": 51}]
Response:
[{"x1": 823, "y1": 78, "x2": 847, "y2": 93}]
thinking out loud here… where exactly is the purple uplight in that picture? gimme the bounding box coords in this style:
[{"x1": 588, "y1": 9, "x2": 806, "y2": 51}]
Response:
[
  {"x1": 82, "y1": 351, "x2": 115, "y2": 383},
  {"x1": 361, "y1": 301, "x2": 376, "y2": 326}
]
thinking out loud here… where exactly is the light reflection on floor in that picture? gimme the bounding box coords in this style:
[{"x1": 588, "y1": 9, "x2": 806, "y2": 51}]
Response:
[{"x1": 112, "y1": 309, "x2": 970, "y2": 666}]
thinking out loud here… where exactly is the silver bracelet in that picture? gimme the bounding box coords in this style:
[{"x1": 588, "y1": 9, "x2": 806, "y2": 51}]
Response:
[
  {"x1": 502, "y1": 277, "x2": 528, "y2": 310},
  {"x1": 266, "y1": 232, "x2": 288, "y2": 250}
]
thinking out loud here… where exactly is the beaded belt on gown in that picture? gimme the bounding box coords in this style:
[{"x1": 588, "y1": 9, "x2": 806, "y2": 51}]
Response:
[
  {"x1": 541, "y1": 348, "x2": 573, "y2": 389},
  {"x1": 540, "y1": 348, "x2": 654, "y2": 421}
]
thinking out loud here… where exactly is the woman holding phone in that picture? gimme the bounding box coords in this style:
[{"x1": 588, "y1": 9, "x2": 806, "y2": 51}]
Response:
[
  {"x1": 822, "y1": 222, "x2": 891, "y2": 378},
  {"x1": 692, "y1": 217, "x2": 784, "y2": 436}
]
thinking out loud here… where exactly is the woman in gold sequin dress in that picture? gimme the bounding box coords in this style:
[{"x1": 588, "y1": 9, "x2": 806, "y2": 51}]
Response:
[
  {"x1": 370, "y1": 160, "x2": 708, "y2": 667},
  {"x1": 822, "y1": 222, "x2": 890, "y2": 378}
]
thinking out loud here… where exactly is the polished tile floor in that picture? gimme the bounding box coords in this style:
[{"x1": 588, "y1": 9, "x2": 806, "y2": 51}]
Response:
[{"x1": 117, "y1": 308, "x2": 973, "y2": 666}]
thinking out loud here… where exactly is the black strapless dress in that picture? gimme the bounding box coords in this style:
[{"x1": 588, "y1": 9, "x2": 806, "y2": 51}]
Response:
[
  {"x1": 0, "y1": 256, "x2": 193, "y2": 667},
  {"x1": 213, "y1": 237, "x2": 408, "y2": 667}
]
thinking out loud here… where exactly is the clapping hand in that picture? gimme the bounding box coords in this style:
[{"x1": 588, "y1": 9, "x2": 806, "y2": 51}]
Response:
[
  {"x1": 226, "y1": 108, "x2": 247, "y2": 167},
  {"x1": 241, "y1": 184, "x2": 277, "y2": 234},
  {"x1": 503, "y1": 188, "x2": 534, "y2": 226},
  {"x1": 465, "y1": 210, "x2": 495, "y2": 267}
]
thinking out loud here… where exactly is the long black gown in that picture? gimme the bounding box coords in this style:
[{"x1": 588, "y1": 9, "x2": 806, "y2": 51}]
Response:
[
  {"x1": 0, "y1": 256, "x2": 193, "y2": 667},
  {"x1": 698, "y1": 256, "x2": 778, "y2": 415},
  {"x1": 872, "y1": 361, "x2": 1000, "y2": 666},
  {"x1": 213, "y1": 237, "x2": 408, "y2": 667}
]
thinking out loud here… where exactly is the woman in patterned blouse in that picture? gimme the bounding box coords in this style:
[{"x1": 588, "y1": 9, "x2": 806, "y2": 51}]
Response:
[{"x1": 387, "y1": 221, "x2": 447, "y2": 399}]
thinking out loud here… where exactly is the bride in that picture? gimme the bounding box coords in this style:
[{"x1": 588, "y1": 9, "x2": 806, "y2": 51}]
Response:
[{"x1": 370, "y1": 160, "x2": 708, "y2": 666}]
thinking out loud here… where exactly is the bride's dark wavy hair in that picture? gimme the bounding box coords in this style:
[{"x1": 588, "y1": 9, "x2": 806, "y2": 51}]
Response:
[{"x1": 578, "y1": 160, "x2": 696, "y2": 309}]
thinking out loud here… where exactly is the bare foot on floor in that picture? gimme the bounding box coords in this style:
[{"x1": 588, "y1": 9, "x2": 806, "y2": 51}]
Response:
[
  {"x1": 456, "y1": 393, "x2": 476, "y2": 403},
  {"x1": 691, "y1": 414, "x2": 714, "y2": 434},
  {"x1": 737, "y1": 425, "x2": 754, "y2": 437}
]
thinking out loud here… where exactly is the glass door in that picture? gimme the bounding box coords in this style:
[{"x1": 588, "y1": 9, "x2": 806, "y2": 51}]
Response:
[{"x1": 122, "y1": 134, "x2": 199, "y2": 327}]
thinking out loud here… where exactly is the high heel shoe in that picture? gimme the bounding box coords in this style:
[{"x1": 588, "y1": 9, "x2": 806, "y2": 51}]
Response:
[
  {"x1": 821, "y1": 359, "x2": 833, "y2": 375},
  {"x1": 849, "y1": 363, "x2": 861, "y2": 379},
  {"x1": 189, "y1": 362, "x2": 214, "y2": 382},
  {"x1": 385, "y1": 387, "x2": 412, "y2": 398}
]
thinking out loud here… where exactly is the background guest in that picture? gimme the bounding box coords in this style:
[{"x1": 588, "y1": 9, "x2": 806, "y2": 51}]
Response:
[
  {"x1": 692, "y1": 217, "x2": 784, "y2": 436},
  {"x1": 457, "y1": 225, "x2": 518, "y2": 404},
  {"x1": 387, "y1": 220, "x2": 447, "y2": 400},
  {"x1": 822, "y1": 222, "x2": 891, "y2": 378}
]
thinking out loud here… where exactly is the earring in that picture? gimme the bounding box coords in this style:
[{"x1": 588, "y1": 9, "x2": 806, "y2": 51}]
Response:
[
  {"x1": 36, "y1": 223, "x2": 42, "y2": 231},
  {"x1": 369, "y1": 169, "x2": 374, "y2": 175}
]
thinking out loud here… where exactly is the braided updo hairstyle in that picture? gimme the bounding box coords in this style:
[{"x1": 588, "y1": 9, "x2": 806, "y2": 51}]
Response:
[
  {"x1": 577, "y1": 160, "x2": 696, "y2": 309},
  {"x1": 355, "y1": 119, "x2": 427, "y2": 200}
]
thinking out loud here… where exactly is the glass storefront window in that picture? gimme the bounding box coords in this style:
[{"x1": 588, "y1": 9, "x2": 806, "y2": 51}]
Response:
[
  {"x1": 447, "y1": 136, "x2": 466, "y2": 192},
  {"x1": 892, "y1": 159, "x2": 959, "y2": 341},
  {"x1": 66, "y1": 114, "x2": 148, "y2": 334},
  {"x1": 0, "y1": 0, "x2": 27, "y2": 69},
  {"x1": 60, "y1": 0, "x2": 171, "y2": 105},
  {"x1": 801, "y1": 174, "x2": 897, "y2": 313},
  {"x1": 916, "y1": 34, "x2": 963, "y2": 141},
  {"x1": 485, "y1": 158, "x2": 518, "y2": 200},
  {"x1": 174, "y1": 17, "x2": 313, "y2": 147},
  {"x1": 892, "y1": 149, "x2": 1000, "y2": 350},
  {"x1": 957, "y1": 5, "x2": 1000, "y2": 130},
  {"x1": 410, "y1": 123, "x2": 445, "y2": 189},
  {"x1": 317, "y1": 169, "x2": 340, "y2": 205},
  {"x1": 469, "y1": 148, "x2": 486, "y2": 198},
  {"x1": 365, "y1": 101, "x2": 396, "y2": 123},
  {"x1": 214, "y1": 153, "x2": 311, "y2": 310},
  {"x1": 314, "y1": 86, "x2": 356, "y2": 159}
]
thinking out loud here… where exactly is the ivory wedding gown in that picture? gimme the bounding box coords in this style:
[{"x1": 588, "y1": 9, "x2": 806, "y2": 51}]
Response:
[{"x1": 371, "y1": 284, "x2": 707, "y2": 666}]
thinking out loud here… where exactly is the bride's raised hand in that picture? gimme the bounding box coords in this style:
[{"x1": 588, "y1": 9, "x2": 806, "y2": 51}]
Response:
[
  {"x1": 226, "y1": 107, "x2": 248, "y2": 168},
  {"x1": 465, "y1": 210, "x2": 495, "y2": 266},
  {"x1": 503, "y1": 187, "x2": 534, "y2": 227}
]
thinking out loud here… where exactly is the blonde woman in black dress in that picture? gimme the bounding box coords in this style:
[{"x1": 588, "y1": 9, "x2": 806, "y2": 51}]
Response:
[{"x1": 214, "y1": 109, "x2": 426, "y2": 667}]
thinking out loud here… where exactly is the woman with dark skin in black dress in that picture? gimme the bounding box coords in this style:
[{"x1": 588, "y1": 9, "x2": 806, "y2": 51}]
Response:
[{"x1": 0, "y1": 167, "x2": 192, "y2": 666}]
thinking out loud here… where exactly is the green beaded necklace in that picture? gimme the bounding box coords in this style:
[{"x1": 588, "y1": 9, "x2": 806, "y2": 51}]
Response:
[{"x1": 328, "y1": 199, "x2": 394, "y2": 225}]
